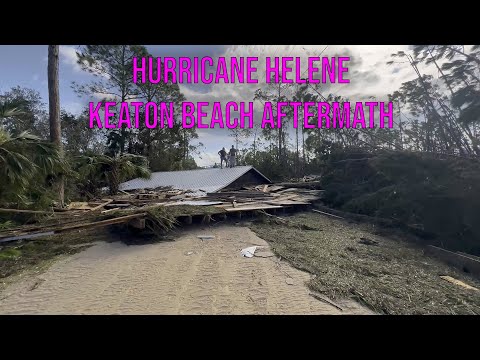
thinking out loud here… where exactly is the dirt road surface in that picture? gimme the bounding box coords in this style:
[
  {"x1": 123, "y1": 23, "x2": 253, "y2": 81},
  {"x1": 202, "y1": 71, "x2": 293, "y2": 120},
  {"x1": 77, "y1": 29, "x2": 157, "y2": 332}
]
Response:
[{"x1": 0, "y1": 225, "x2": 372, "y2": 314}]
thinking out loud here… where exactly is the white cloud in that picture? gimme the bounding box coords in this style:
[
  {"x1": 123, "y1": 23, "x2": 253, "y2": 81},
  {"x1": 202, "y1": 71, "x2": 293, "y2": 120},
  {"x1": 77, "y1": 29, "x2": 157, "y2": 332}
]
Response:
[
  {"x1": 195, "y1": 151, "x2": 218, "y2": 167},
  {"x1": 59, "y1": 45, "x2": 82, "y2": 72},
  {"x1": 181, "y1": 45, "x2": 435, "y2": 166},
  {"x1": 62, "y1": 101, "x2": 84, "y2": 115}
]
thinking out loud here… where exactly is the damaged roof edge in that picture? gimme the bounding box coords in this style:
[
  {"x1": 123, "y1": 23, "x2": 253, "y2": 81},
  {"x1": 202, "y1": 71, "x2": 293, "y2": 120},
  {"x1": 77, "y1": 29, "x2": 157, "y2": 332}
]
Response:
[{"x1": 215, "y1": 166, "x2": 272, "y2": 192}]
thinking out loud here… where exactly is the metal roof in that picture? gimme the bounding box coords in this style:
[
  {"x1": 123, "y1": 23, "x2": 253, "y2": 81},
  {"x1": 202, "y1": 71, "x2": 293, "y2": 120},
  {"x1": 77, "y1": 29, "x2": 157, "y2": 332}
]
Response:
[{"x1": 119, "y1": 166, "x2": 271, "y2": 194}]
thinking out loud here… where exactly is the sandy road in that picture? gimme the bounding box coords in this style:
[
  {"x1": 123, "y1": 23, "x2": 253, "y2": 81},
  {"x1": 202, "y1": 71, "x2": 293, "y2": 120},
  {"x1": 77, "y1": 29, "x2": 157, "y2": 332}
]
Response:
[{"x1": 0, "y1": 225, "x2": 371, "y2": 315}]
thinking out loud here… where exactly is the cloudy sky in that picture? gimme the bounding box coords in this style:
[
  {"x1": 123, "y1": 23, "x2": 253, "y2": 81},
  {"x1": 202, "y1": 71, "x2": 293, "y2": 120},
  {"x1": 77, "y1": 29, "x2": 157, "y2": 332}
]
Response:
[{"x1": 0, "y1": 45, "x2": 445, "y2": 166}]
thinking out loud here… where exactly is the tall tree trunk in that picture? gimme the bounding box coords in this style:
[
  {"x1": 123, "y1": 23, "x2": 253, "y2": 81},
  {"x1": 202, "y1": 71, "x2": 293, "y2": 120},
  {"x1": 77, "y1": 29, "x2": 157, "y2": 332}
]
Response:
[
  {"x1": 48, "y1": 45, "x2": 64, "y2": 207},
  {"x1": 398, "y1": 100, "x2": 404, "y2": 149},
  {"x1": 301, "y1": 126, "x2": 306, "y2": 174},
  {"x1": 295, "y1": 126, "x2": 299, "y2": 177},
  {"x1": 253, "y1": 128, "x2": 257, "y2": 164},
  {"x1": 109, "y1": 163, "x2": 120, "y2": 195}
]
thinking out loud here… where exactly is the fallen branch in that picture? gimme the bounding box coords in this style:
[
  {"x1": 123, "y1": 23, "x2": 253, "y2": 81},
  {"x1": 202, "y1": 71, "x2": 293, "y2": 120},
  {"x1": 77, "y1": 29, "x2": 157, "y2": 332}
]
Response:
[
  {"x1": 440, "y1": 276, "x2": 479, "y2": 291},
  {"x1": 309, "y1": 292, "x2": 344, "y2": 311},
  {"x1": 312, "y1": 209, "x2": 344, "y2": 219},
  {"x1": 258, "y1": 210, "x2": 288, "y2": 223}
]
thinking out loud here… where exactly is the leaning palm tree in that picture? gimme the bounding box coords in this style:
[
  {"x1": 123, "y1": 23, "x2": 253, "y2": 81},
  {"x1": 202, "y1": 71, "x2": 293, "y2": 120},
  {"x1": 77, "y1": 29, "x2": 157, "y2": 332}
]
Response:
[
  {"x1": 77, "y1": 153, "x2": 151, "y2": 195},
  {"x1": 0, "y1": 129, "x2": 65, "y2": 204}
]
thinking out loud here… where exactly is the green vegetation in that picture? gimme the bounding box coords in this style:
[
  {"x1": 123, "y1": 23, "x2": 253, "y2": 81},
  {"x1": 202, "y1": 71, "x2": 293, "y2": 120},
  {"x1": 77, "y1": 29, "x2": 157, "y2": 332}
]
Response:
[
  {"x1": 319, "y1": 149, "x2": 480, "y2": 255},
  {"x1": 76, "y1": 153, "x2": 151, "y2": 195},
  {"x1": 0, "y1": 126, "x2": 66, "y2": 207},
  {"x1": 0, "y1": 45, "x2": 201, "y2": 208},
  {"x1": 0, "y1": 248, "x2": 22, "y2": 260}
]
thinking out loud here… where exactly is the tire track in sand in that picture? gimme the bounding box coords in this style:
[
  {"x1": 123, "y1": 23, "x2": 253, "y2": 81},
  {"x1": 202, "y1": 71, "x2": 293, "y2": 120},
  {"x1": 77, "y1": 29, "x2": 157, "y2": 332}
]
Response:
[{"x1": 0, "y1": 225, "x2": 373, "y2": 315}]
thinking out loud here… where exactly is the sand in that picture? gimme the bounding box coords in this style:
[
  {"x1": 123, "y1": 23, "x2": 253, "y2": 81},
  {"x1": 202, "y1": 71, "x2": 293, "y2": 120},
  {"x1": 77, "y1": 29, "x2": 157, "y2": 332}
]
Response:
[{"x1": 0, "y1": 224, "x2": 372, "y2": 315}]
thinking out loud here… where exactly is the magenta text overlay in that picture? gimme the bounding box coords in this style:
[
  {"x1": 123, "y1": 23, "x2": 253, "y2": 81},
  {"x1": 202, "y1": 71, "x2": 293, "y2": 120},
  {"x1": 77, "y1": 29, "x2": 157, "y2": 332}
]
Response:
[
  {"x1": 88, "y1": 56, "x2": 395, "y2": 130},
  {"x1": 89, "y1": 101, "x2": 394, "y2": 129}
]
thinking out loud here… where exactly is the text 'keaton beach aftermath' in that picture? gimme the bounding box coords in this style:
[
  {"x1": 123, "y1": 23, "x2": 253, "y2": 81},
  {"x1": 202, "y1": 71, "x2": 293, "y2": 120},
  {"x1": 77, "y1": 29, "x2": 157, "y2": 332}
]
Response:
[{"x1": 88, "y1": 56, "x2": 394, "y2": 130}]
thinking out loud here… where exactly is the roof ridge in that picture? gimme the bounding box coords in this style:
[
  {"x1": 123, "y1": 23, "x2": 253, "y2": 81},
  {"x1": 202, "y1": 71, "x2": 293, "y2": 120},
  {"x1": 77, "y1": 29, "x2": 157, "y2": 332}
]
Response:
[{"x1": 150, "y1": 165, "x2": 252, "y2": 174}]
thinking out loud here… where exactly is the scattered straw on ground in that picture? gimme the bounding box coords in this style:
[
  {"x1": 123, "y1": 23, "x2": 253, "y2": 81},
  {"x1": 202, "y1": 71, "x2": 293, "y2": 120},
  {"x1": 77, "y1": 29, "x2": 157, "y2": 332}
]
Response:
[{"x1": 250, "y1": 213, "x2": 480, "y2": 315}]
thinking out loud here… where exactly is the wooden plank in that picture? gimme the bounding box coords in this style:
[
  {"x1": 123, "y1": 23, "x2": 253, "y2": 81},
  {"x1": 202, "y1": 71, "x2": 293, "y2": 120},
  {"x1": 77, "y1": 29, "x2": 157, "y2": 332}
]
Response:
[
  {"x1": 440, "y1": 276, "x2": 479, "y2": 291},
  {"x1": 225, "y1": 205, "x2": 282, "y2": 212},
  {"x1": 265, "y1": 185, "x2": 285, "y2": 193},
  {"x1": 54, "y1": 213, "x2": 148, "y2": 233},
  {"x1": 0, "y1": 213, "x2": 147, "y2": 242},
  {"x1": 211, "y1": 191, "x2": 269, "y2": 197},
  {"x1": 90, "y1": 199, "x2": 113, "y2": 211},
  {"x1": 68, "y1": 201, "x2": 95, "y2": 210},
  {"x1": 275, "y1": 194, "x2": 300, "y2": 201},
  {"x1": 265, "y1": 200, "x2": 311, "y2": 206},
  {"x1": 276, "y1": 188, "x2": 303, "y2": 194},
  {"x1": 164, "y1": 200, "x2": 223, "y2": 206},
  {"x1": 105, "y1": 203, "x2": 131, "y2": 208},
  {"x1": 0, "y1": 208, "x2": 52, "y2": 214},
  {"x1": 101, "y1": 208, "x2": 120, "y2": 214},
  {"x1": 312, "y1": 209, "x2": 345, "y2": 219}
]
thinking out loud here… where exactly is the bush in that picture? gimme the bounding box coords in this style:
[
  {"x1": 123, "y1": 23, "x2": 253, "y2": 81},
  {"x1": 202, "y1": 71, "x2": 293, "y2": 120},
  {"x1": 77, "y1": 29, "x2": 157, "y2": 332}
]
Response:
[{"x1": 320, "y1": 149, "x2": 480, "y2": 255}]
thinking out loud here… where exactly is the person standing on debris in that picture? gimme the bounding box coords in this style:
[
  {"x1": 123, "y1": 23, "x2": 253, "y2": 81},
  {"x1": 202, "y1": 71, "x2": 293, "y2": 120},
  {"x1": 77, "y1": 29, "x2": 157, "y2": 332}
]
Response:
[
  {"x1": 218, "y1": 147, "x2": 228, "y2": 169},
  {"x1": 229, "y1": 145, "x2": 237, "y2": 168}
]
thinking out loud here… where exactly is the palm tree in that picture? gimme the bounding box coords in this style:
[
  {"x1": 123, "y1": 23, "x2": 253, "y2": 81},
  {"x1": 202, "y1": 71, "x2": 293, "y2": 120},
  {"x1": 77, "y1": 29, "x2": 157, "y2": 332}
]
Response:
[
  {"x1": 1, "y1": 99, "x2": 67, "y2": 206},
  {"x1": 0, "y1": 101, "x2": 24, "y2": 119},
  {"x1": 0, "y1": 129, "x2": 65, "y2": 203},
  {"x1": 77, "y1": 154, "x2": 151, "y2": 195}
]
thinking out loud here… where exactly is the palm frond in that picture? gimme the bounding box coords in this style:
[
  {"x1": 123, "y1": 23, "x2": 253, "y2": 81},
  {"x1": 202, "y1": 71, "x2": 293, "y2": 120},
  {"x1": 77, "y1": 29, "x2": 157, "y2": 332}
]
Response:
[{"x1": 0, "y1": 100, "x2": 26, "y2": 119}]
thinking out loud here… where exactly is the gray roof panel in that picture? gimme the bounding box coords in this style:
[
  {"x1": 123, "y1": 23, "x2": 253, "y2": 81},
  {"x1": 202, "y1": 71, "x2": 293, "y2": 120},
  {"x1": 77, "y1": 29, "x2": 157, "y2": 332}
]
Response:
[{"x1": 119, "y1": 166, "x2": 271, "y2": 193}]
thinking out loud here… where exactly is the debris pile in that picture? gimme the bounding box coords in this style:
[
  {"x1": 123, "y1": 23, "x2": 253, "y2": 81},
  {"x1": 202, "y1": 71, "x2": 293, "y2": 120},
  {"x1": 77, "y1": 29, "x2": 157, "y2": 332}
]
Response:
[
  {"x1": 0, "y1": 183, "x2": 323, "y2": 243},
  {"x1": 205, "y1": 185, "x2": 323, "y2": 211}
]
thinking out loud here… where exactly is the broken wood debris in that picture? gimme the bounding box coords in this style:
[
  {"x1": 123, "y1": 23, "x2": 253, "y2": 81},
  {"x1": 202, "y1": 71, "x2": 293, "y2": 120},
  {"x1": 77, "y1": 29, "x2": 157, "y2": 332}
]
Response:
[
  {"x1": 0, "y1": 208, "x2": 53, "y2": 215},
  {"x1": 90, "y1": 199, "x2": 113, "y2": 212},
  {"x1": 0, "y1": 182, "x2": 324, "y2": 243},
  {"x1": 440, "y1": 276, "x2": 479, "y2": 291},
  {"x1": 0, "y1": 213, "x2": 147, "y2": 243},
  {"x1": 312, "y1": 209, "x2": 345, "y2": 219}
]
